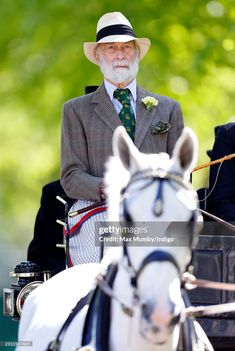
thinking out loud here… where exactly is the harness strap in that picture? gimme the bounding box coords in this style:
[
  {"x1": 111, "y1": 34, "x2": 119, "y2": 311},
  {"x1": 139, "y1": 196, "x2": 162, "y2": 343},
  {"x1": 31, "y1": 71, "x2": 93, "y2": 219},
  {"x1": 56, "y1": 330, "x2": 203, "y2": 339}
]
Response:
[
  {"x1": 96, "y1": 264, "x2": 118, "y2": 351},
  {"x1": 46, "y1": 290, "x2": 94, "y2": 351},
  {"x1": 81, "y1": 287, "x2": 101, "y2": 347},
  {"x1": 123, "y1": 245, "x2": 138, "y2": 289},
  {"x1": 154, "y1": 179, "x2": 164, "y2": 216},
  {"x1": 180, "y1": 289, "x2": 196, "y2": 351},
  {"x1": 82, "y1": 263, "x2": 118, "y2": 351}
]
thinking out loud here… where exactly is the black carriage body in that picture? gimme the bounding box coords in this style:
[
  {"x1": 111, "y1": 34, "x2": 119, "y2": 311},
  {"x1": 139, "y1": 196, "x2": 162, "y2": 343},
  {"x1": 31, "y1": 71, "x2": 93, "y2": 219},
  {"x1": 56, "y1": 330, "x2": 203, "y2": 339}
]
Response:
[{"x1": 189, "y1": 232, "x2": 235, "y2": 350}]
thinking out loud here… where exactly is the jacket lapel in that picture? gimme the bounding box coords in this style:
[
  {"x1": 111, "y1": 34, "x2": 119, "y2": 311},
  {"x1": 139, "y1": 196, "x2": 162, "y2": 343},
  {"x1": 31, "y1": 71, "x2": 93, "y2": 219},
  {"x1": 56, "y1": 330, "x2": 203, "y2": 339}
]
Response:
[
  {"x1": 92, "y1": 83, "x2": 121, "y2": 132},
  {"x1": 135, "y1": 86, "x2": 156, "y2": 149},
  {"x1": 92, "y1": 84, "x2": 157, "y2": 148}
]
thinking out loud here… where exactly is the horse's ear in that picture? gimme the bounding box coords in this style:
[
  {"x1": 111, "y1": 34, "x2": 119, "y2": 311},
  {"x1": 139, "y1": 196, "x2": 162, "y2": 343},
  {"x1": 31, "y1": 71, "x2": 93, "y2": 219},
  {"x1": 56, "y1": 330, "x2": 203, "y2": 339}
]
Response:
[
  {"x1": 112, "y1": 126, "x2": 140, "y2": 171},
  {"x1": 171, "y1": 127, "x2": 198, "y2": 174}
]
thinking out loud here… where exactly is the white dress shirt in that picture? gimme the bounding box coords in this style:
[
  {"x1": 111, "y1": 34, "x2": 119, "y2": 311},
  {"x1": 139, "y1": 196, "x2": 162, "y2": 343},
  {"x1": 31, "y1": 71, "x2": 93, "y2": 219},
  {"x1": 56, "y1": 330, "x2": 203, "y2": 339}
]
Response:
[{"x1": 104, "y1": 79, "x2": 137, "y2": 117}]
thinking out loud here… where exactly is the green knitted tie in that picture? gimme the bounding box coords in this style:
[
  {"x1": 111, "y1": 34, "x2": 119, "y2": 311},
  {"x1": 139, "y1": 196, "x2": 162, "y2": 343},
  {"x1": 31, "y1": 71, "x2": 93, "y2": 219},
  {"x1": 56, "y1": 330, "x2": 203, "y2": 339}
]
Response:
[{"x1": 114, "y1": 88, "x2": 135, "y2": 141}]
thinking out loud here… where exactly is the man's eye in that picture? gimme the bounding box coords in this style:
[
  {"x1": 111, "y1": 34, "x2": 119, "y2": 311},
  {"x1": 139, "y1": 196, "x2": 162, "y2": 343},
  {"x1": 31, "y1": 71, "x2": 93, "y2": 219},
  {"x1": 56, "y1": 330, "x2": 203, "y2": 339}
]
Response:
[{"x1": 123, "y1": 44, "x2": 134, "y2": 51}]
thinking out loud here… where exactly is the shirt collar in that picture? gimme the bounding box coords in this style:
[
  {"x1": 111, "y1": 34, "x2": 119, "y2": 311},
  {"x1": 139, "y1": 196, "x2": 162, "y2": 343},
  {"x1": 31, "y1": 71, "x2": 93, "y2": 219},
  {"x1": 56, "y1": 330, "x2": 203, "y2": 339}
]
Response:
[{"x1": 104, "y1": 79, "x2": 137, "y2": 102}]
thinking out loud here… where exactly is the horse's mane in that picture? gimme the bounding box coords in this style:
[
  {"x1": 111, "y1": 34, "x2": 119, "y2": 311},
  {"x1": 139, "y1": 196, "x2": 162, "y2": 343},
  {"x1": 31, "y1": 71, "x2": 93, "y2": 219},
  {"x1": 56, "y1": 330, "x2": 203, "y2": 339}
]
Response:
[{"x1": 104, "y1": 155, "x2": 130, "y2": 221}]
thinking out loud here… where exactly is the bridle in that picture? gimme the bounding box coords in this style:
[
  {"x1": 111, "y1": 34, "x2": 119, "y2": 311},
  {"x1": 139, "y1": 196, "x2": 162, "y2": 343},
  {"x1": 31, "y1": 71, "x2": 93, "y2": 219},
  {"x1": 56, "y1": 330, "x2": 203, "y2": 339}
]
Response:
[
  {"x1": 121, "y1": 168, "x2": 198, "y2": 287},
  {"x1": 97, "y1": 167, "x2": 200, "y2": 317},
  {"x1": 121, "y1": 167, "x2": 193, "y2": 220}
]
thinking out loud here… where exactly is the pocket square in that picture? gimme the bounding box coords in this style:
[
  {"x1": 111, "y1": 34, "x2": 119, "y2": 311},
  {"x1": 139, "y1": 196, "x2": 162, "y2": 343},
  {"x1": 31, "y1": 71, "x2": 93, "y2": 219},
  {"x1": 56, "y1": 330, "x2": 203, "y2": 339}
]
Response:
[{"x1": 151, "y1": 121, "x2": 171, "y2": 135}]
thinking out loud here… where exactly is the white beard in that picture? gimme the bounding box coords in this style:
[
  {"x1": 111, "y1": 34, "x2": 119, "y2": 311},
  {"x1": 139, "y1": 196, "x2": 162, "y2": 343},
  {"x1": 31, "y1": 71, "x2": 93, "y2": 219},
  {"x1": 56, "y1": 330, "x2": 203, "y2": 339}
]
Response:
[{"x1": 99, "y1": 57, "x2": 139, "y2": 84}]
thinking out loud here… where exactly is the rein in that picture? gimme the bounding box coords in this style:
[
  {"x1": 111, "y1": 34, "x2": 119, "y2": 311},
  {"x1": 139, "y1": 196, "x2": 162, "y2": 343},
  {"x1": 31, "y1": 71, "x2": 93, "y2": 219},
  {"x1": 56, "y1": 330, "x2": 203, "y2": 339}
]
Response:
[
  {"x1": 183, "y1": 302, "x2": 235, "y2": 318},
  {"x1": 182, "y1": 272, "x2": 235, "y2": 292},
  {"x1": 68, "y1": 200, "x2": 106, "y2": 218},
  {"x1": 181, "y1": 208, "x2": 235, "y2": 317},
  {"x1": 198, "y1": 208, "x2": 235, "y2": 232}
]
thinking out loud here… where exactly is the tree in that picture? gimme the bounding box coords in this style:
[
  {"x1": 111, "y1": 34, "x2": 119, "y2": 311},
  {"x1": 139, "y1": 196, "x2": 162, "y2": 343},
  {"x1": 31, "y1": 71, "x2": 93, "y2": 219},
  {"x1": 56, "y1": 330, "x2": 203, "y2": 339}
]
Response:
[{"x1": 0, "y1": 0, "x2": 234, "y2": 245}]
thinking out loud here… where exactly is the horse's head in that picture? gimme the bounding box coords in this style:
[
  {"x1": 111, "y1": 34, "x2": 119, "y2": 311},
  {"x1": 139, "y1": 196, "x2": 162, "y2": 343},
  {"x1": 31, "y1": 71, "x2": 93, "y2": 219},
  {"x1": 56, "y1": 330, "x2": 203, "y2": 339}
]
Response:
[{"x1": 105, "y1": 126, "x2": 202, "y2": 345}]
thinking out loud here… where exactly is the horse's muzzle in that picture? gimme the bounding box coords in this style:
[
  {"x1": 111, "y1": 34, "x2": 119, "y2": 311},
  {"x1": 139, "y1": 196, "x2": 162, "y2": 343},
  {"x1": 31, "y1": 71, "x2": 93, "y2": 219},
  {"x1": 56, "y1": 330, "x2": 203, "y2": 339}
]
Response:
[{"x1": 140, "y1": 301, "x2": 181, "y2": 344}]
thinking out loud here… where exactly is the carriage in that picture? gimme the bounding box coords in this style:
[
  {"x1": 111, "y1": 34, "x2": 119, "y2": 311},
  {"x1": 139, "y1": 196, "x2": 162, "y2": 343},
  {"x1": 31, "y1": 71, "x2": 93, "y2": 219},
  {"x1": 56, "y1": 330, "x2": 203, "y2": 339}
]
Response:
[
  {"x1": 4, "y1": 126, "x2": 235, "y2": 350},
  {"x1": 189, "y1": 232, "x2": 235, "y2": 349}
]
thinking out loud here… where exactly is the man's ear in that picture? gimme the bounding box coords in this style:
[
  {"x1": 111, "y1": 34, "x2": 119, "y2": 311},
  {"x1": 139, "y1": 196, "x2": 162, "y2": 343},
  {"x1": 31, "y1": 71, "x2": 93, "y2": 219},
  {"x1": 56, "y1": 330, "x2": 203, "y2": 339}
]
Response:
[
  {"x1": 94, "y1": 47, "x2": 99, "y2": 63},
  {"x1": 94, "y1": 45, "x2": 102, "y2": 64}
]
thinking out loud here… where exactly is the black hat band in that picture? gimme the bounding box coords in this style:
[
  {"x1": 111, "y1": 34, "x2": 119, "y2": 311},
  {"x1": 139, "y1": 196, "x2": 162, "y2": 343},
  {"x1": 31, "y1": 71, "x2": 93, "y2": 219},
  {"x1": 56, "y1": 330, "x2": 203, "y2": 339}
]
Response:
[{"x1": 96, "y1": 24, "x2": 137, "y2": 42}]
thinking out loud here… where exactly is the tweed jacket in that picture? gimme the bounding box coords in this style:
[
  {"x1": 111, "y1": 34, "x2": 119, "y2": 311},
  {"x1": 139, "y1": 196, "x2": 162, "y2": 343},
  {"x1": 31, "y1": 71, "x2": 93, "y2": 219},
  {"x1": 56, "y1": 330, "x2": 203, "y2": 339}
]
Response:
[{"x1": 61, "y1": 83, "x2": 184, "y2": 200}]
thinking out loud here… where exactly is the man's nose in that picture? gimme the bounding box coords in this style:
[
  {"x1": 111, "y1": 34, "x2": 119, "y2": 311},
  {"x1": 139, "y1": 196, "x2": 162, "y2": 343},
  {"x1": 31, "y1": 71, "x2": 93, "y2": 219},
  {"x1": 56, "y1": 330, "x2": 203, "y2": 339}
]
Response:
[{"x1": 115, "y1": 49, "x2": 125, "y2": 60}]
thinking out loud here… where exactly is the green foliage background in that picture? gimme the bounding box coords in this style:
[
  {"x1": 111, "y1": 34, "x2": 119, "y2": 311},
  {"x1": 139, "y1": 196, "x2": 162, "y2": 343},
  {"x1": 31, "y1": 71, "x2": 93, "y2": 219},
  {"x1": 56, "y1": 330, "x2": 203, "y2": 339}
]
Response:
[{"x1": 1, "y1": 0, "x2": 235, "y2": 248}]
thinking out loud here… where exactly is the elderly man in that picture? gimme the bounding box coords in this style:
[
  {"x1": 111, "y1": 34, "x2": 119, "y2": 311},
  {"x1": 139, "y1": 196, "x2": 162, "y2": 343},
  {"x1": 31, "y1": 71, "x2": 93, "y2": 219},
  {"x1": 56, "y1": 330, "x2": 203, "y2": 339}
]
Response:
[{"x1": 61, "y1": 12, "x2": 184, "y2": 265}]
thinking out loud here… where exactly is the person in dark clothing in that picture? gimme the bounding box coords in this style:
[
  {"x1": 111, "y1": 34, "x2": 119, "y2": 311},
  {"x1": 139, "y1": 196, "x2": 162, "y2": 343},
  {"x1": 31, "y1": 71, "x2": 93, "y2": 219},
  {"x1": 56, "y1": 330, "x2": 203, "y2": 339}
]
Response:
[
  {"x1": 27, "y1": 180, "x2": 75, "y2": 275},
  {"x1": 207, "y1": 122, "x2": 235, "y2": 222},
  {"x1": 196, "y1": 129, "x2": 215, "y2": 212}
]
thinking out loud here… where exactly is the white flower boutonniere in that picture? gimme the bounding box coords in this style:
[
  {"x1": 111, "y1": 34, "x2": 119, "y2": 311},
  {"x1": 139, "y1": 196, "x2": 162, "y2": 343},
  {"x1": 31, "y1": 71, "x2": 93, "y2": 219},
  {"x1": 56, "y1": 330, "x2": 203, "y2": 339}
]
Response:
[{"x1": 142, "y1": 96, "x2": 158, "y2": 112}]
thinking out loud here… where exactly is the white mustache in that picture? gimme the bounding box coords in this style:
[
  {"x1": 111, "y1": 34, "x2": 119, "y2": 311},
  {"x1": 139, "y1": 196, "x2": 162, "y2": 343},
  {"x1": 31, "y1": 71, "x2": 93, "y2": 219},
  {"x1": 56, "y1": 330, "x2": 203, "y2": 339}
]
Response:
[{"x1": 113, "y1": 60, "x2": 129, "y2": 68}]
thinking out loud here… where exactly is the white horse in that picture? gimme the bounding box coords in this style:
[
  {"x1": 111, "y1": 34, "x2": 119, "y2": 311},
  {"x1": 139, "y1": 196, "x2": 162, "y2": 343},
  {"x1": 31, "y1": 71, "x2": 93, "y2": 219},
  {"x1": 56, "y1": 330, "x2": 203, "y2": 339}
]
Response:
[{"x1": 17, "y1": 127, "x2": 213, "y2": 351}]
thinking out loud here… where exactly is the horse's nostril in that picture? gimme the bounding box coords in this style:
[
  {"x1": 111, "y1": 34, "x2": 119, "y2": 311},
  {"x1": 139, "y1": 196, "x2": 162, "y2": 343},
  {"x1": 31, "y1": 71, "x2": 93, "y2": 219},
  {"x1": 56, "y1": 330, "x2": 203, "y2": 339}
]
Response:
[{"x1": 151, "y1": 325, "x2": 160, "y2": 333}]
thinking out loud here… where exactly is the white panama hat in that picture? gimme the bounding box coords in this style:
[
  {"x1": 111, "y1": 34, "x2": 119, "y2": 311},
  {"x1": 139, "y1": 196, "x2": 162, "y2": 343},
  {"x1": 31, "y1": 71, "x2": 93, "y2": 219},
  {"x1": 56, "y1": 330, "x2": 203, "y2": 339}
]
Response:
[{"x1": 83, "y1": 12, "x2": 151, "y2": 65}]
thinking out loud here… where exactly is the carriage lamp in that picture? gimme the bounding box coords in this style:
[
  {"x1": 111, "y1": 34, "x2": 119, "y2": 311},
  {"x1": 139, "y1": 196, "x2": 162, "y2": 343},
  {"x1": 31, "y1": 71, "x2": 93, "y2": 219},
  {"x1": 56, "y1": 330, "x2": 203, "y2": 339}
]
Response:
[{"x1": 3, "y1": 261, "x2": 51, "y2": 320}]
